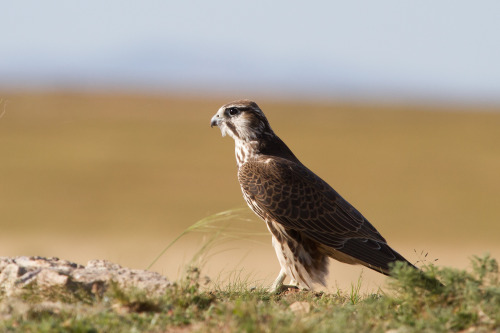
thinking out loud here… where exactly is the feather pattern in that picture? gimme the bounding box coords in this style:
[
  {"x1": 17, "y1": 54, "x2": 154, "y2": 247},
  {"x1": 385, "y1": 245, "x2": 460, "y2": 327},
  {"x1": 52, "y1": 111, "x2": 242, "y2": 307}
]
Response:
[{"x1": 211, "y1": 99, "x2": 416, "y2": 290}]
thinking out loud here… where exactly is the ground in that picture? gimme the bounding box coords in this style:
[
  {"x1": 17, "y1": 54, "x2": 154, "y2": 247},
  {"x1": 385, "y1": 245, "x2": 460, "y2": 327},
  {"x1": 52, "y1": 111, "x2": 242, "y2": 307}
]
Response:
[{"x1": 0, "y1": 255, "x2": 498, "y2": 332}]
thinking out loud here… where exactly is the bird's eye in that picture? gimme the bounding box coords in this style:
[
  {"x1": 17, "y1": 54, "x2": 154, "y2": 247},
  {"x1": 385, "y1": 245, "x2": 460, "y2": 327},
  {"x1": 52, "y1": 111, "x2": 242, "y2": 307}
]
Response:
[{"x1": 228, "y1": 107, "x2": 240, "y2": 116}]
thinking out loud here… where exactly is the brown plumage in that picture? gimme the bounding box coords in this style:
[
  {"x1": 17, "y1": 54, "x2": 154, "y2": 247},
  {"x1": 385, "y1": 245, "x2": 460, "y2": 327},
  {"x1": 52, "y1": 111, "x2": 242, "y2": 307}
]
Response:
[{"x1": 210, "y1": 100, "x2": 417, "y2": 291}]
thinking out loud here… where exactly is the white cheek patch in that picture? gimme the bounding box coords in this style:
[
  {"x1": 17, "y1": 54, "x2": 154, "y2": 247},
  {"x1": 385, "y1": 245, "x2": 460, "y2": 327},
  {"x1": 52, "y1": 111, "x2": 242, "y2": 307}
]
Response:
[
  {"x1": 220, "y1": 122, "x2": 240, "y2": 140},
  {"x1": 218, "y1": 123, "x2": 228, "y2": 137},
  {"x1": 233, "y1": 116, "x2": 257, "y2": 141}
]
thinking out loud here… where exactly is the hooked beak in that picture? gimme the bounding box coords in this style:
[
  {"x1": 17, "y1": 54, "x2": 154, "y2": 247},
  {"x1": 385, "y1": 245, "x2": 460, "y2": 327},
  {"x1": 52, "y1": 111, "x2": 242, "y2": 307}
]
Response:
[
  {"x1": 210, "y1": 108, "x2": 225, "y2": 128},
  {"x1": 210, "y1": 114, "x2": 220, "y2": 128}
]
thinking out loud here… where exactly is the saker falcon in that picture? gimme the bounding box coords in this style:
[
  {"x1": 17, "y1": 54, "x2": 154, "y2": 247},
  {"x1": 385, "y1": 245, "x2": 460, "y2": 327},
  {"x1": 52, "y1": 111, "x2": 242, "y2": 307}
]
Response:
[{"x1": 211, "y1": 100, "x2": 418, "y2": 291}]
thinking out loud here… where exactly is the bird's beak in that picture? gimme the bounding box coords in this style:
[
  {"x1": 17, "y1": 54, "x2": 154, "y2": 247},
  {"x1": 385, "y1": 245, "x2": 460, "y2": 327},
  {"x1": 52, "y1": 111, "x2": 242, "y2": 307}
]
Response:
[
  {"x1": 210, "y1": 114, "x2": 220, "y2": 128},
  {"x1": 210, "y1": 108, "x2": 225, "y2": 128}
]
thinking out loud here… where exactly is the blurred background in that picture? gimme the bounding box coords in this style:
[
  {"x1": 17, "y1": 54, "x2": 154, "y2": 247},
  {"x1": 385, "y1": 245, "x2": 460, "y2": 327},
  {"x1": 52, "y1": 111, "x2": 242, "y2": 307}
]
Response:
[{"x1": 1, "y1": 1, "x2": 499, "y2": 291}]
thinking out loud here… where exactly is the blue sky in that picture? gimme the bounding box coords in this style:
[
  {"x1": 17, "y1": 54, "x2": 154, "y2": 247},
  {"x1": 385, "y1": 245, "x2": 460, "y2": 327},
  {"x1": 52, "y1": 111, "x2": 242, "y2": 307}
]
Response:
[{"x1": 2, "y1": 1, "x2": 500, "y2": 103}]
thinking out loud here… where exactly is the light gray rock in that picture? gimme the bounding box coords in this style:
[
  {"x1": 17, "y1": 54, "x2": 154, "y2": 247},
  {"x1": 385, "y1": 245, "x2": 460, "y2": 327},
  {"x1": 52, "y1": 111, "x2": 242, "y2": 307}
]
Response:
[
  {"x1": 0, "y1": 264, "x2": 20, "y2": 297},
  {"x1": 0, "y1": 256, "x2": 171, "y2": 297}
]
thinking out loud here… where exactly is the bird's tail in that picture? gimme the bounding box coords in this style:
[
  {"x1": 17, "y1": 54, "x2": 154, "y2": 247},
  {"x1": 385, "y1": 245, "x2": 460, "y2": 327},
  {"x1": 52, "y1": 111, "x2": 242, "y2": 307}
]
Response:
[{"x1": 338, "y1": 239, "x2": 444, "y2": 290}]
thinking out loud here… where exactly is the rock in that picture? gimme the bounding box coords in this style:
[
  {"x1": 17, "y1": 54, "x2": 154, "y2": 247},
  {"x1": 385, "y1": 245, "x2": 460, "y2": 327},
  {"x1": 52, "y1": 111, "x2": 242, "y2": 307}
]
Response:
[
  {"x1": 0, "y1": 264, "x2": 20, "y2": 297},
  {"x1": 0, "y1": 256, "x2": 171, "y2": 297},
  {"x1": 71, "y1": 259, "x2": 172, "y2": 295},
  {"x1": 37, "y1": 269, "x2": 69, "y2": 287}
]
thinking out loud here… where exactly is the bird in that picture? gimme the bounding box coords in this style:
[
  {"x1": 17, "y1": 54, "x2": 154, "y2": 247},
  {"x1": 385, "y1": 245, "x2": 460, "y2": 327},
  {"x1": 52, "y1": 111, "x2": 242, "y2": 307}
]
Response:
[{"x1": 210, "y1": 99, "x2": 419, "y2": 292}]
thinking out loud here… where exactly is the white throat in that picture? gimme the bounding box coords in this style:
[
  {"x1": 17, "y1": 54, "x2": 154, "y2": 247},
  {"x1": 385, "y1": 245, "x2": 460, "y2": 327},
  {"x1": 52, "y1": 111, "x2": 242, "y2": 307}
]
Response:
[{"x1": 234, "y1": 139, "x2": 259, "y2": 168}]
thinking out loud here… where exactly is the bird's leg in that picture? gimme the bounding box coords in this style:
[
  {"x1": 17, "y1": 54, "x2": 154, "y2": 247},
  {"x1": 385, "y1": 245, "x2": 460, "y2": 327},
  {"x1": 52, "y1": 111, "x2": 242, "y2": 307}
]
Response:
[{"x1": 269, "y1": 269, "x2": 286, "y2": 293}]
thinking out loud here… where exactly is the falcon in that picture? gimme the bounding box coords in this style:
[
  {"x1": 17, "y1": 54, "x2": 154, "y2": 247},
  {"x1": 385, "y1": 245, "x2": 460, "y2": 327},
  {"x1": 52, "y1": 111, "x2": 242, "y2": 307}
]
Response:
[{"x1": 210, "y1": 100, "x2": 418, "y2": 291}]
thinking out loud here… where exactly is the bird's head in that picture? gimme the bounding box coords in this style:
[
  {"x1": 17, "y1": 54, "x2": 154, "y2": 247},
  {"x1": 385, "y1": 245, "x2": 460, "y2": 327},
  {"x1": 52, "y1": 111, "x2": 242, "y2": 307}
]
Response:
[{"x1": 210, "y1": 100, "x2": 273, "y2": 142}]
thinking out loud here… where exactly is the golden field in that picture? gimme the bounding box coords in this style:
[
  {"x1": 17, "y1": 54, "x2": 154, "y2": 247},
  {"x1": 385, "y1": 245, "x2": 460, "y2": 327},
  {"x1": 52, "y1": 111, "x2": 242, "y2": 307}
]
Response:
[{"x1": 1, "y1": 92, "x2": 499, "y2": 291}]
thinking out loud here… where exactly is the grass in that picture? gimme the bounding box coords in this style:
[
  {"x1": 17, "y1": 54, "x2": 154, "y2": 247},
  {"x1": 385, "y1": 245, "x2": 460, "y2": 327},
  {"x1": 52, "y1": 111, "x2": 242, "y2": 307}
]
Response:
[
  {"x1": 0, "y1": 255, "x2": 498, "y2": 332},
  {"x1": 146, "y1": 207, "x2": 260, "y2": 271}
]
